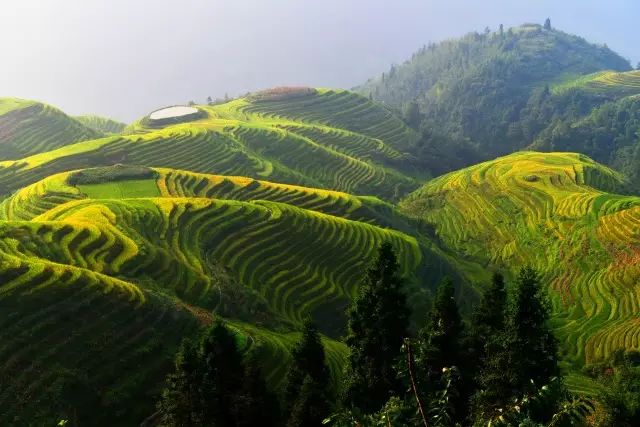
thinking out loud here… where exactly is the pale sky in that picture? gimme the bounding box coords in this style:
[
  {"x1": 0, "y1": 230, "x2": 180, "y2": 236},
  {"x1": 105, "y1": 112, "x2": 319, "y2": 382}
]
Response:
[{"x1": 0, "y1": 0, "x2": 637, "y2": 122}]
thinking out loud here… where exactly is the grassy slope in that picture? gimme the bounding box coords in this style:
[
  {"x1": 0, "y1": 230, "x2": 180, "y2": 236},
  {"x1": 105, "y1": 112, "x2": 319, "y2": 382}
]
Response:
[
  {"x1": 400, "y1": 152, "x2": 640, "y2": 387},
  {"x1": 0, "y1": 98, "x2": 102, "y2": 160},
  {"x1": 0, "y1": 166, "x2": 428, "y2": 424},
  {"x1": 0, "y1": 89, "x2": 422, "y2": 201}
]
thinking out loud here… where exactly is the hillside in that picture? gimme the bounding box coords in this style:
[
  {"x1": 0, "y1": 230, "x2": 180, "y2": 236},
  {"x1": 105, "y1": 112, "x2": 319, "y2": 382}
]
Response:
[
  {"x1": 0, "y1": 98, "x2": 102, "y2": 160},
  {"x1": 400, "y1": 151, "x2": 640, "y2": 390},
  {"x1": 528, "y1": 76, "x2": 640, "y2": 186},
  {"x1": 74, "y1": 114, "x2": 127, "y2": 134},
  {"x1": 0, "y1": 89, "x2": 423, "y2": 201},
  {"x1": 357, "y1": 23, "x2": 633, "y2": 176},
  {"x1": 0, "y1": 164, "x2": 431, "y2": 424}
]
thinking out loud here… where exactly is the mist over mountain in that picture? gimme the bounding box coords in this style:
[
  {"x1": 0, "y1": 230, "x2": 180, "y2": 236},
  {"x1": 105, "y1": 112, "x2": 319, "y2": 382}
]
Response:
[{"x1": 1, "y1": 0, "x2": 639, "y2": 121}]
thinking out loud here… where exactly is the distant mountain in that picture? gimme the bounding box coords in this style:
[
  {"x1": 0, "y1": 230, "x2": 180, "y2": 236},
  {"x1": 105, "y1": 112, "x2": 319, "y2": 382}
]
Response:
[{"x1": 357, "y1": 23, "x2": 633, "y2": 177}]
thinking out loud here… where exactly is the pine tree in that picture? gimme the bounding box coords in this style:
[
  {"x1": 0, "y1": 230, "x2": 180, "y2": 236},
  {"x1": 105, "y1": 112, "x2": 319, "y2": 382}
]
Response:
[
  {"x1": 233, "y1": 354, "x2": 280, "y2": 427},
  {"x1": 417, "y1": 278, "x2": 465, "y2": 420},
  {"x1": 342, "y1": 242, "x2": 410, "y2": 413},
  {"x1": 198, "y1": 320, "x2": 245, "y2": 425},
  {"x1": 419, "y1": 278, "x2": 463, "y2": 379},
  {"x1": 468, "y1": 273, "x2": 507, "y2": 364},
  {"x1": 474, "y1": 267, "x2": 558, "y2": 420},
  {"x1": 285, "y1": 318, "x2": 329, "y2": 414},
  {"x1": 544, "y1": 18, "x2": 552, "y2": 30},
  {"x1": 287, "y1": 375, "x2": 330, "y2": 427},
  {"x1": 508, "y1": 267, "x2": 558, "y2": 389},
  {"x1": 158, "y1": 320, "x2": 272, "y2": 427},
  {"x1": 402, "y1": 101, "x2": 421, "y2": 129},
  {"x1": 157, "y1": 339, "x2": 202, "y2": 427}
]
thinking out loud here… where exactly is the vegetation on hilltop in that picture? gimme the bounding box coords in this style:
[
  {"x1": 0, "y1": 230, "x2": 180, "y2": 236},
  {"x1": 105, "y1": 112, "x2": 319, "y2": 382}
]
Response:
[{"x1": 357, "y1": 23, "x2": 634, "y2": 178}]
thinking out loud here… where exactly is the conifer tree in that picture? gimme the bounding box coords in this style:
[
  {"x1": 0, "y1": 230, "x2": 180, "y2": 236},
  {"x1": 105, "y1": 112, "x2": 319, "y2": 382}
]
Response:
[
  {"x1": 474, "y1": 267, "x2": 558, "y2": 419},
  {"x1": 233, "y1": 354, "x2": 280, "y2": 427},
  {"x1": 158, "y1": 320, "x2": 277, "y2": 427},
  {"x1": 199, "y1": 320, "x2": 245, "y2": 425},
  {"x1": 417, "y1": 278, "x2": 466, "y2": 420},
  {"x1": 468, "y1": 273, "x2": 507, "y2": 364},
  {"x1": 157, "y1": 339, "x2": 203, "y2": 427},
  {"x1": 508, "y1": 267, "x2": 558, "y2": 388},
  {"x1": 419, "y1": 278, "x2": 463, "y2": 379},
  {"x1": 288, "y1": 375, "x2": 330, "y2": 427},
  {"x1": 342, "y1": 242, "x2": 410, "y2": 413},
  {"x1": 285, "y1": 318, "x2": 330, "y2": 426}
]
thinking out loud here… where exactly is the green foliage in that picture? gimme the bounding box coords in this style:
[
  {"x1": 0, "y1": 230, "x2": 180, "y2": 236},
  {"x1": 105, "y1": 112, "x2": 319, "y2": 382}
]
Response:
[
  {"x1": 483, "y1": 378, "x2": 592, "y2": 427},
  {"x1": 358, "y1": 24, "x2": 632, "y2": 175},
  {"x1": 531, "y1": 94, "x2": 640, "y2": 187},
  {"x1": 418, "y1": 278, "x2": 464, "y2": 379},
  {"x1": 342, "y1": 242, "x2": 410, "y2": 414},
  {"x1": 158, "y1": 320, "x2": 278, "y2": 427},
  {"x1": 585, "y1": 350, "x2": 640, "y2": 426},
  {"x1": 508, "y1": 267, "x2": 559, "y2": 388},
  {"x1": 157, "y1": 339, "x2": 202, "y2": 426},
  {"x1": 474, "y1": 268, "x2": 559, "y2": 420},
  {"x1": 285, "y1": 318, "x2": 330, "y2": 427},
  {"x1": 288, "y1": 375, "x2": 330, "y2": 427}
]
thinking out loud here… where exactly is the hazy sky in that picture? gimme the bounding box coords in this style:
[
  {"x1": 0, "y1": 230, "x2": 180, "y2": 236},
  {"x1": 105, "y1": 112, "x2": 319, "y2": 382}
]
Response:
[{"x1": 1, "y1": 0, "x2": 638, "y2": 122}]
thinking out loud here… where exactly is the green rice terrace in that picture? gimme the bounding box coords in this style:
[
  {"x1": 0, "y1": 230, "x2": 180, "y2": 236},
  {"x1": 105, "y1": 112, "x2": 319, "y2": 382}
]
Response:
[
  {"x1": 0, "y1": 88, "x2": 423, "y2": 201},
  {"x1": 0, "y1": 162, "x2": 426, "y2": 424},
  {"x1": 73, "y1": 114, "x2": 127, "y2": 134},
  {"x1": 553, "y1": 69, "x2": 640, "y2": 98},
  {"x1": 400, "y1": 151, "x2": 640, "y2": 392},
  {"x1": 4, "y1": 87, "x2": 640, "y2": 423},
  {"x1": 0, "y1": 98, "x2": 102, "y2": 161}
]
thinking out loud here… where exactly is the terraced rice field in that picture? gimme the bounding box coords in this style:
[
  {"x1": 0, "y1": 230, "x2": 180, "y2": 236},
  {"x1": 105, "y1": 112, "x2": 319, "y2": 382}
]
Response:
[
  {"x1": 553, "y1": 70, "x2": 640, "y2": 97},
  {"x1": 74, "y1": 114, "x2": 126, "y2": 134},
  {"x1": 400, "y1": 152, "x2": 640, "y2": 371},
  {"x1": 0, "y1": 165, "x2": 423, "y2": 423},
  {"x1": 0, "y1": 98, "x2": 102, "y2": 161},
  {"x1": 0, "y1": 89, "x2": 422, "y2": 200}
]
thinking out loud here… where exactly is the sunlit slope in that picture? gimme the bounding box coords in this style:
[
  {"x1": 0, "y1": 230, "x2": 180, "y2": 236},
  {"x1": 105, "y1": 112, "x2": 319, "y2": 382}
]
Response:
[
  {"x1": 0, "y1": 88, "x2": 422, "y2": 200},
  {"x1": 553, "y1": 70, "x2": 640, "y2": 97},
  {"x1": 74, "y1": 114, "x2": 127, "y2": 134},
  {"x1": 0, "y1": 167, "x2": 430, "y2": 422},
  {"x1": 400, "y1": 151, "x2": 640, "y2": 367},
  {"x1": 0, "y1": 98, "x2": 101, "y2": 160},
  {"x1": 0, "y1": 167, "x2": 422, "y2": 330},
  {"x1": 0, "y1": 166, "x2": 398, "y2": 227}
]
